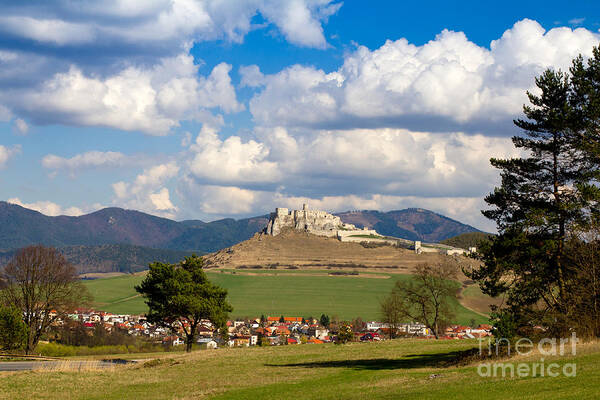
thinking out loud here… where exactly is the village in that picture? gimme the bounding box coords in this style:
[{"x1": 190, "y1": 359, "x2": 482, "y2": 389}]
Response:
[{"x1": 52, "y1": 309, "x2": 493, "y2": 349}]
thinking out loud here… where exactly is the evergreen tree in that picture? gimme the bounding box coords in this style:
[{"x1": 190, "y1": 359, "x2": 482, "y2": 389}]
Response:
[
  {"x1": 470, "y1": 61, "x2": 600, "y2": 334},
  {"x1": 319, "y1": 314, "x2": 330, "y2": 327},
  {"x1": 136, "y1": 255, "x2": 232, "y2": 352}
]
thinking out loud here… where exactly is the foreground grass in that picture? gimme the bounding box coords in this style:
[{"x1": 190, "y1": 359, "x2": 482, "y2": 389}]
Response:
[
  {"x1": 83, "y1": 271, "x2": 487, "y2": 324},
  {"x1": 1, "y1": 339, "x2": 598, "y2": 399}
]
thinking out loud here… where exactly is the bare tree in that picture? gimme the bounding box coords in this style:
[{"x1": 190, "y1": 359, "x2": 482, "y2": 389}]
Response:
[
  {"x1": 0, "y1": 246, "x2": 88, "y2": 354},
  {"x1": 390, "y1": 261, "x2": 458, "y2": 339},
  {"x1": 380, "y1": 293, "x2": 403, "y2": 339}
]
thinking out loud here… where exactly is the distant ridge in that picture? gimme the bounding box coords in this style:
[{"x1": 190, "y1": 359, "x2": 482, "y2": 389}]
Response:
[
  {"x1": 335, "y1": 208, "x2": 481, "y2": 242},
  {"x1": 0, "y1": 201, "x2": 482, "y2": 272}
]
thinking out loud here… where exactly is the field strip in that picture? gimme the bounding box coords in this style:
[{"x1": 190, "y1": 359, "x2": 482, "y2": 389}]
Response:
[{"x1": 208, "y1": 271, "x2": 392, "y2": 279}]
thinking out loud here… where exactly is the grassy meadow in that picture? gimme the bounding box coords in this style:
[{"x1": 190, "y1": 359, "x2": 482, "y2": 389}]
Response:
[
  {"x1": 2, "y1": 339, "x2": 599, "y2": 399},
  {"x1": 83, "y1": 269, "x2": 489, "y2": 325}
]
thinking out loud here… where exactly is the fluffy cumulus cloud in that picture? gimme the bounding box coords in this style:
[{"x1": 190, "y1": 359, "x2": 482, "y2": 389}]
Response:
[
  {"x1": 0, "y1": 1, "x2": 339, "y2": 53},
  {"x1": 7, "y1": 197, "x2": 85, "y2": 217},
  {"x1": 112, "y1": 162, "x2": 180, "y2": 217},
  {"x1": 6, "y1": 55, "x2": 242, "y2": 135},
  {"x1": 0, "y1": 144, "x2": 21, "y2": 168},
  {"x1": 187, "y1": 127, "x2": 281, "y2": 185},
  {"x1": 249, "y1": 19, "x2": 600, "y2": 134},
  {"x1": 0, "y1": 1, "x2": 340, "y2": 133}
]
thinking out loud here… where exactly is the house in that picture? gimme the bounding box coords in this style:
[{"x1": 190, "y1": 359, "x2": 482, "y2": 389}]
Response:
[
  {"x1": 197, "y1": 338, "x2": 218, "y2": 349},
  {"x1": 249, "y1": 335, "x2": 258, "y2": 346},
  {"x1": 163, "y1": 336, "x2": 185, "y2": 346},
  {"x1": 197, "y1": 325, "x2": 214, "y2": 337},
  {"x1": 232, "y1": 335, "x2": 250, "y2": 347}
]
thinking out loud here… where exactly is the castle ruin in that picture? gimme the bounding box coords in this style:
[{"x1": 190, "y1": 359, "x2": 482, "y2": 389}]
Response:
[{"x1": 264, "y1": 204, "x2": 378, "y2": 239}]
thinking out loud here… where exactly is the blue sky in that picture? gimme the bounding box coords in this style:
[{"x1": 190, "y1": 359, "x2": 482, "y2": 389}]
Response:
[{"x1": 0, "y1": 0, "x2": 599, "y2": 231}]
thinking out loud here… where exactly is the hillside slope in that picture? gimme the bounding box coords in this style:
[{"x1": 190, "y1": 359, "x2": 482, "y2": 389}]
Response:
[{"x1": 204, "y1": 229, "x2": 455, "y2": 271}]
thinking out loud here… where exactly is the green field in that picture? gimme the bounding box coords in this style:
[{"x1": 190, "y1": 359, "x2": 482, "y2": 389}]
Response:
[
  {"x1": 2, "y1": 339, "x2": 599, "y2": 399},
  {"x1": 83, "y1": 270, "x2": 488, "y2": 325}
]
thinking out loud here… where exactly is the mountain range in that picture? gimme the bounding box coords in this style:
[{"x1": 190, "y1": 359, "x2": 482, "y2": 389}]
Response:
[{"x1": 0, "y1": 201, "x2": 481, "y2": 273}]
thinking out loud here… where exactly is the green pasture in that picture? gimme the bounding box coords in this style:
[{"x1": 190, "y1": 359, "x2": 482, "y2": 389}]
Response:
[{"x1": 83, "y1": 270, "x2": 488, "y2": 325}]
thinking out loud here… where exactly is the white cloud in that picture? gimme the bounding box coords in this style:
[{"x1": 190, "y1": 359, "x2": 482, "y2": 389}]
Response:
[
  {"x1": 0, "y1": 1, "x2": 340, "y2": 133},
  {"x1": 40, "y1": 150, "x2": 158, "y2": 177},
  {"x1": 112, "y1": 162, "x2": 180, "y2": 217},
  {"x1": 180, "y1": 180, "x2": 258, "y2": 214},
  {"x1": 149, "y1": 187, "x2": 176, "y2": 211},
  {"x1": 258, "y1": 0, "x2": 342, "y2": 49},
  {"x1": 187, "y1": 127, "x2": 280, "y2": 184},
  {"x1": 239, "y1": 65, "x2": 266, "y2": 88},
  {"x1": 0, "y1": 16, "x2": 96, "y2": 45},
  {"x1": 8, "y1": 55, "x2": 242, "y2": 135},
  {"x1": 0, "y1": 144, "x2": 21, "y2": 168},
  {"x1": 0, "y1": 1, "x2": 339, "y2": 50},
  {"x1": 7, "y1": 197, "x2": 85, "y2": 217},
  {"x1": 249, "y1": 19, "x2": 600, "y2": 133},
  {"x1": 12, "y1": 118, "x2": 28, "y2": 135}
]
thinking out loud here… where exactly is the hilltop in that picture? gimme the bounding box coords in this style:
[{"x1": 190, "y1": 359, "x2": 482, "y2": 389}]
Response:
[{"x1": 204, "y1": 229, "x2": 466, "y2": 271}]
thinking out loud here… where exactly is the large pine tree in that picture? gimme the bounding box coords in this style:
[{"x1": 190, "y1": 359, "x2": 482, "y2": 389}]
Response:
[{"x1": 471, "y1": 50, "x2": 600, "y2": 334}]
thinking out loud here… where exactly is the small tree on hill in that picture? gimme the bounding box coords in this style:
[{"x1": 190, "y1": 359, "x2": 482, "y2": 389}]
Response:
[
  {"x1": 279, "y1": 315, "x2": 285, "y2": 323},
  {"x1": 319, "y1": 314, "x2": 330, "y2": 327},
  {"x1": 136, "y1": 255, "x2": 232, "y2": 352}
]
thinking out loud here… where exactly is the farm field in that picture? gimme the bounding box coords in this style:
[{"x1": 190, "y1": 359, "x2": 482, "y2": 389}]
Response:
[
  {"x1": 2, "y1": 339, "x2": 599, "y2": 399},
  {"x1": 83, "y1": 270, "x2": 490, "y2": 325}
]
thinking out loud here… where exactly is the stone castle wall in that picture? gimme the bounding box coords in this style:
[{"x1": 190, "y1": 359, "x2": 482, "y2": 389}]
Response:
[{"x1": 264, "y1": 204, "x2": 348, "y2": 236}]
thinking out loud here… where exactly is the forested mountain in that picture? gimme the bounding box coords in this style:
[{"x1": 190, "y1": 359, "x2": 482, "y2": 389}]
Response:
[
  {"x1": 335, "y1": 208, "x2": 481, "y2": 242},
  {"x1": 0, "y1": 201, "x2": 482, "y2": 273}
]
